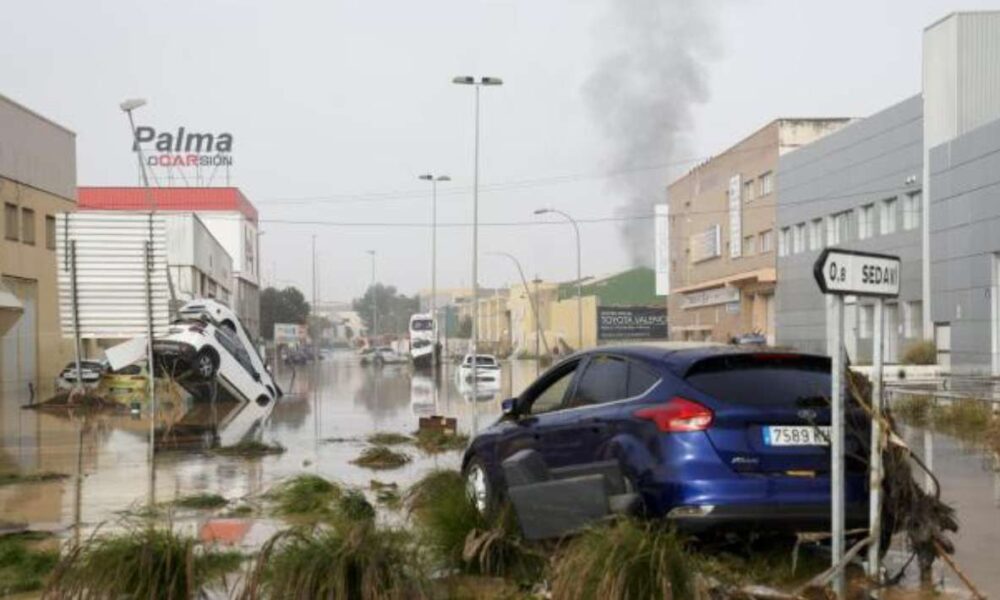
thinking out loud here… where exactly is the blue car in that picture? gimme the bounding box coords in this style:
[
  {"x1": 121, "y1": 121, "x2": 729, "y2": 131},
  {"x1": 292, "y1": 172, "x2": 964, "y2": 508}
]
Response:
[{"x1": 462, "y1": 344, "x2": 870, "y2": 533}]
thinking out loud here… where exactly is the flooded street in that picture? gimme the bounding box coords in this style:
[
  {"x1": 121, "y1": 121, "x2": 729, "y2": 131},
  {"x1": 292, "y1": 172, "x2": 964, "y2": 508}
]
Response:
[
  {"x1": 0, "y1": 352, "x2": 540, "y2": 533},
  {"x1": 1, "y1": 355, "x2": 999, "y2": 597}
]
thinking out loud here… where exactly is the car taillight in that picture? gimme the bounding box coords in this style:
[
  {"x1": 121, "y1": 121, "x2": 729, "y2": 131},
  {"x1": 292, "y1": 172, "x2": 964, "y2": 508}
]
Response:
[{"x1": 634, "y1": 397, "x2": 714, "y2": 432}]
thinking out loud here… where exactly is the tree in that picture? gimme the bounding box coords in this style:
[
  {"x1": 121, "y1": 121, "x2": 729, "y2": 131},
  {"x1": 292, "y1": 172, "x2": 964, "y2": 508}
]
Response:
[
  {"x1": 456, "y1": 315, "x2": 472, "y2": 339},
  {"x1": 260, "y1": 286, "x2": 310, "y2": 340},
  {"x1": 351, "y1": 284, "x2": 420, "y2": 337}
]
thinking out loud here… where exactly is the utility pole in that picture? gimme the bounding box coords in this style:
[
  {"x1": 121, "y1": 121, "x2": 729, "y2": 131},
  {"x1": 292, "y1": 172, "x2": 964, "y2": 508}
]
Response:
[
  {"x1": 312, "y1": 235, "x2": 318, "y2": 364},
  {"x1": 367, "y1": 250, "x2": 377, "y2": 343},
  {"x1": 535, "y1": 208, "x2": 583, "y2": 349}
]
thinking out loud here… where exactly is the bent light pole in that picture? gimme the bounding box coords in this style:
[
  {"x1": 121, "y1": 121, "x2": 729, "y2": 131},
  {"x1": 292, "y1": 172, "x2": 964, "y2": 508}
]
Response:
[
  {"x1": 487, "y1": 252, "x2": 549, "y2": 375},
  {"x1": 453, "y1": 75, "x2": 502, "y2": 414},
  {"x1": 535, "y1": 208, "x2": 582, "y2": 350}
]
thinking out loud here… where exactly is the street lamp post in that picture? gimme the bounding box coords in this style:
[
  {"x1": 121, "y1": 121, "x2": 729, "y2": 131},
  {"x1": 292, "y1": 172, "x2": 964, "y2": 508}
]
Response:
[
  {"x1": 453, "y1": 75, "x2": 502, "y2": 410},
  {"x1": 367, "y1": 250, "x2": 377, "y2": 343},
  {"x1": 120, "y1": 98, "x2": 158, "y2": 482},
  {"x1": 487, "y1": 252, "x2": 549, "y2": 375},
  {"x1": 535, "y1": 208, "x2": 583, "y2": 350},
  {"x1": 418, "y1": 174, "x2": 450, "y2": 372}
]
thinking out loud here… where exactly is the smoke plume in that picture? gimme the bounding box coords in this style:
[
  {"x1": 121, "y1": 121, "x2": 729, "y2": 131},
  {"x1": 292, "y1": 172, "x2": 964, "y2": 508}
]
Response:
[{"x1": 584, "y1": 0, "x2": 719, "y2": 266}]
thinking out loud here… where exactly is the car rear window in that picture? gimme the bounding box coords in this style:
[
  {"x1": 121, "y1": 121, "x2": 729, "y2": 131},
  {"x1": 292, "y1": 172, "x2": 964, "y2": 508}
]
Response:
[{"x1": 684, "y1": 353, "x2": 831, "y2": 407}]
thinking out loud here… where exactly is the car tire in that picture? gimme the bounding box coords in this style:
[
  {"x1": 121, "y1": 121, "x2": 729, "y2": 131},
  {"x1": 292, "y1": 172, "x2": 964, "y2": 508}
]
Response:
[
  {"x1": 255, "y1": 395, "x2": 271, "y2": 408},
  {"x1": 464, "y1": 456, "x2": 497, "y2": 517},
  {"x1": 194, "y1": 348, "x2": 219, "y2": 380},
  {"x1": 373, "y1": 355, "x2": 385, "y2": 367}
]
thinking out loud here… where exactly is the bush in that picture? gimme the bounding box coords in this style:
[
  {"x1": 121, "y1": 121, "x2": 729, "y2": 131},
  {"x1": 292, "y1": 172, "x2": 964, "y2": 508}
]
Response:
[
  {"x1": 351, "y1": 446, "x2": 411, "y2": 470},
  {"x1": 901, "y1": 340, "x2": 936, "y2": 365},
  {"x1": 173, "y1": 493, "x2": 228, "y2": 510},
  {"x1": 0, "y1": 534, "x2": 59, "y2": 595},
  {"x1": 269, "y1": 474, "x2": 342, "y2": 518},
  {"x1": 241, "y1": 523, "x2": 425, "y2": 599},
  {"x1": 550, "y1": 519, "x2": 692, "y2": 600},
  {"x1": 891, "y1": 395, "x2": 933, "y2": 427},
  {"x1": 45, "y1": 525, "x2": 241, "y2": 599}
]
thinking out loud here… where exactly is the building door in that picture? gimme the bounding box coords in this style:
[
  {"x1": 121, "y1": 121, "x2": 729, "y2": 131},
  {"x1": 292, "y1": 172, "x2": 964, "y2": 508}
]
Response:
[
  {"x1": 765, "y1": 294, "x2": 776, "y2": 345},
  {"x1": 885, "y1": 303, "x2": 899, "y2": 363},
  {"x1": 1, "y1": 277, "x2": 38, "y2": 398}
]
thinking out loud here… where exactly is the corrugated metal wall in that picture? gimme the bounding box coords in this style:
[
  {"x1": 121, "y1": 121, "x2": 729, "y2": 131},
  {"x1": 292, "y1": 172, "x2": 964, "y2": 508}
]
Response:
[{"x1": 56, "y1": 212, "x2": 171, "y2": 339}]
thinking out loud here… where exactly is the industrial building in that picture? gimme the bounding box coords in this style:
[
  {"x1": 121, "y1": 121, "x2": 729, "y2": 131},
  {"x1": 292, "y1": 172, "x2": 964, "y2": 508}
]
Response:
[
  {"x1": 664, "y1": 118, "x2": 850, "y2": 344},
  {"x1": 0, "y1": 93, "x2": 77, "y2": 398},
  {"x1": 775, "y1": 11, "x2": 1000, "y2": 374},
  {"x1": 77, "y1": 187, "x2": 262, "y2": 337}
]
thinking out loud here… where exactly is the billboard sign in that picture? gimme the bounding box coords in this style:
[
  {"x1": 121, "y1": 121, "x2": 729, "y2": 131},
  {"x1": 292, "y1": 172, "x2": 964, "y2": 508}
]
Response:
[
  {"x1": 728, "y1": 175, "x2": 742, "y2": 259},
  {"x1": 597, "y1": 306, "x2": 668, "y2": 341},
  {"x1": 274, "y1": 323, "x2": 306, "y2": 345}
]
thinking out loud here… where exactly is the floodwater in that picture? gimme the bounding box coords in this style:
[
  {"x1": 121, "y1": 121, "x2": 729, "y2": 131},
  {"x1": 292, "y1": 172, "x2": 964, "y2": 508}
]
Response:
[
  {"x1": 0, "y1": 353, "x2": 998, "y2": 597},
  {"x1": 0, "y1": 351, "x2": 539, "y2": 534}
]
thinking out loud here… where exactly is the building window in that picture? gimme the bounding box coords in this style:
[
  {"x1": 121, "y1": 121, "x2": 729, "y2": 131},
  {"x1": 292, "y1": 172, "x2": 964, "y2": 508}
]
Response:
[
  {"x1": 808, "y1": 218, "x2": 823, "y2": 251},
  {"x1": 903, "y1": 301, "x2": 923, "y2": 338},
  {"x1": 759, "y1": 171, "x2": 774, "y2": 196},
  {"x1": 880, "y1": 198, "x2": 897, "y2": 235},
  {"x1": 778, "y1": 227, "x2": 790, "y2": 257},
  {"x1": 792, "y1": 223, "x2": 806, "y2": 254},
  {"x1": 743, "y1": 234, "x2": 755, "y2": 256},
  {"x1": 859, "y1": 304, "x2": 874, "y2": 339},
  {"x1": 759, "y1": 229, "x2": 773, "y2": 253},
  {"x1": 743, "y1": 180, "x2": 755, "y2": 202},
  {"x1": 857, "y1": 203, "x2": 874, "y2": 240},
  {"x1": 21, "y1": 208, "x2": 35, "y2": 245},
  {"x1": 4, "y1": 203, "x2": 18, "y2": 241},
  {"x1": 903, "y1": 192, "x2": 922, "y2": 230},
  {"x1": 827, "y1": 211, "x2": 850, "y2": 246},
  {"x1": 45, "y1": 216, "x2": 56, "y2": 250}
]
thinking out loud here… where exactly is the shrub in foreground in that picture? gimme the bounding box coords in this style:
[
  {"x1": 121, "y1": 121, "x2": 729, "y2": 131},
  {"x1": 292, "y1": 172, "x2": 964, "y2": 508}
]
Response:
[{"x1": 550, "y1": 519, "x2": 692, "y2": 600}]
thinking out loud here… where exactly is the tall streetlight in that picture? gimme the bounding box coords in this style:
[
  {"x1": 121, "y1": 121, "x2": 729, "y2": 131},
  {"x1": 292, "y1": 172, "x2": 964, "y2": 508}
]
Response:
[
  {"x1": 487, "y1": 252, "x2": 549, "y2": 375},
  {"x1": 453, "y1": 75, "x2": 502, "y2": 407},
  {"x1": 120, "y1": 98, "x2": 158, "y2": 482},
  {"x1": 418, "y1": 173, "x2": 450, "y2": 371},
  {"x1": 367, "y1": 250, "x2": 377, "y2": 343},
  {"x1": 535, "y1": 208, "x2": 583, "y2": 350}
]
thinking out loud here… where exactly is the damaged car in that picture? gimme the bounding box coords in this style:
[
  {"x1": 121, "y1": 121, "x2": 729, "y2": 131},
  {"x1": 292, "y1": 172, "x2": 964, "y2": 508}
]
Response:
[{"x1": 462, "y1": 345, "x2": 870, "y2": 539}]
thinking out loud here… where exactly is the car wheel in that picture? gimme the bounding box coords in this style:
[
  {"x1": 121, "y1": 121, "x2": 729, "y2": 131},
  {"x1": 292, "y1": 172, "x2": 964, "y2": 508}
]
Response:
[
  {"x1": 464, "y1": 457, "x2": 495, "y2": 517},
  {"x1": 373, "y1": 355, "x2": 385, "y2": 367},
  {"x1": 255, "y1": 395, "x2": 271, "y2": 408},
  {"x1": 195, "y1": 349, "x2": 218, "y2": 380}
]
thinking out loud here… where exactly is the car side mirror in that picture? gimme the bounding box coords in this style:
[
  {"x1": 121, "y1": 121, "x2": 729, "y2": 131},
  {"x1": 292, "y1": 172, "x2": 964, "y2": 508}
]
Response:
[{"x1": 501, "y1": 397, "x2": 519, "y2": 417}]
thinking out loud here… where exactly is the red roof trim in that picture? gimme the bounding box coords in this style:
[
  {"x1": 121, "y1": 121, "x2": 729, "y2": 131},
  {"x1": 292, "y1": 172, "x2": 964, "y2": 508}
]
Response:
[{"x1": 77, "y1": 187, "x2": 258, "y2": 223}]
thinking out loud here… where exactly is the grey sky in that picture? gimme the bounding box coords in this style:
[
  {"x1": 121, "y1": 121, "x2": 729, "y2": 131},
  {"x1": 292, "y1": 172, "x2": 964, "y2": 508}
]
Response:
[{"x1": 2, "y1": 0, "x2": 995, "y2": 302}]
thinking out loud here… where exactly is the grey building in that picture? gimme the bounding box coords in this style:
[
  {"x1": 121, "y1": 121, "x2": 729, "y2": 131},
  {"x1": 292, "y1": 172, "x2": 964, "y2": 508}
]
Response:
[
  {"x1": 929, "y1": 117, "x2": 1000, "y2": 374},
  {"x1": 776, "y1": 96, "x2": 925, "y2": 363}
]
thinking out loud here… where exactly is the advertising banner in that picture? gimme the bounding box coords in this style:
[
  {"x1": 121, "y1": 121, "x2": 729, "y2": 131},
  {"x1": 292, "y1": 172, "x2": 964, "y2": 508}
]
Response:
[{"x1": 597, "y1": 306, "x2": 668, "y2": 341}]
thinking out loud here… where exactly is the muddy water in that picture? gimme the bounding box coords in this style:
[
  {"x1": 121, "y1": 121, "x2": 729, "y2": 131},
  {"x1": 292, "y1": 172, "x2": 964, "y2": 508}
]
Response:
[
  {"x1": 1, "y1": 355, "x2": 999, "y2": 598},
  {"x1": 0, "y1": 351, "x2": 538, "y2": 534}
]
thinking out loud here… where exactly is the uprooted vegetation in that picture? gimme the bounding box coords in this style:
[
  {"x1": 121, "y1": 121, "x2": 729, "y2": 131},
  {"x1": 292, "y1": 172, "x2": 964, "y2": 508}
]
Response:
[
  {"x1": 213, "y1": 439, "x2": 287, "y2": 457},
  {"x1": 0, "y1": 533, "x2": 59, "y2": 596},
  {"x1": 413, "y1": 429, "x2": 469, "y2": 454},
  {"x1": 350, "y1": 445, "x2": 412, "y2": 470},
  {"x1": 173, "y1": 493, "x2": 229, "y2": 510},
  {"x1": 44, "y1": 524, "x2": 242, "y2": 599},
  {"x1": 366, "y1": 432, "x2": 412, "y2": 446},
  {"x1": 0, "y1": 471, "x2": 69, "y2": 487},
  {"x1": 892, "y1": 395, "x2": 998, "y2": 448}
]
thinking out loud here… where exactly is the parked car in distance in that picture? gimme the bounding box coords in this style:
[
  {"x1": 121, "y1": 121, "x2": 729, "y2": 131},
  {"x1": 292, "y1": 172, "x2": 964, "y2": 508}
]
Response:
[
  {"x1": 152, "y1": 319, "x2": 278, "y2": 407},
  {"x1": 359, "y1": 346, "x2": 407, "y2": 366},
  {"x1": 458, "y1": 354, "x2": 501, "y2": 384},
  {"x1": 56, "y1": 359, "x2": 109, "y2": 391},
  {"x1": 461, "y1": 345, "x2": 870, "y2": 534}
]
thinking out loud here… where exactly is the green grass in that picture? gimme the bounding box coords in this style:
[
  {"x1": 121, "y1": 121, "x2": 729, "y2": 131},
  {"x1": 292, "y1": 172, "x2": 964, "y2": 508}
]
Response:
[
  {"x1": 336, "y1": 489, "x2": 376, "y2": 522},
  {"x1": 350, "y1": 445, "x2": 412, "y2": 470},
  {"x1": 213, "y1": 439, "x2": 286, "y2": 457},
  {"x1": 366, "y1": 432, "x2": 412, "y2": 446},
  {"x1": 550, "y1": 519, "x2": 692, "y2": 600},
  {"x1": 0, "y1": 471, "x2": 68, "y2": 486},
  {"x1": 268, "y1": 474, "x2": 342, "y2": 519},
  {"x1": 45, "y1": 525, "x2": 242, "y2": 599},
  {"x1": 173, "y1": 493, "x2": 228, "y2": 510},
  {"x1": 413, "y1": 429, "x2": 470, "y2": 454},
  {"x1": 407, "y1": 470, "x2": 543, "y2": 582},
  {"x1": 0, "y1": 534, "x2": 59, "y2": 595},
  {"x1": 695, "y1": 537, "x2": 829, "y2": 589},
  {"x1": 240, "y1": 523, "x2": 426, "y2": 599}
]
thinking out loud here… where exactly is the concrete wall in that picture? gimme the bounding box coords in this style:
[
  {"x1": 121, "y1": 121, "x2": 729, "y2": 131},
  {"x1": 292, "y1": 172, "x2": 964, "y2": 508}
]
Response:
[
  {"x1": 164, "y1": 214, "x2": 233, "y2": 303},
  {"x1": 776, "y1": 96, "x2": 924, "y2": 362},
  {"x1": 928, "y1": 116, "x2": 1000, "y2": 374},
  {"x1": 0, "y1": 94, "x2": 77, "y2": 396}
]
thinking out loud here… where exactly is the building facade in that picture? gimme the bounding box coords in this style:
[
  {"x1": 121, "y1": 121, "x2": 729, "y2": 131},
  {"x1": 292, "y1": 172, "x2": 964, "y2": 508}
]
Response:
[
  {"x1": 77, "y1": 187, "x2": 261, "y2": 337},
  {"x1": 665, "y1": 119, "x2": 850, "y2": 344},
  {"x1": 164, "y1": 214, "x2": 233, "y2": 305},
  {"x1": 0, "y1": 93, "x2": 77, "y2": 397},
  {"x1": 775, "y1": 97, "x2": 924, "y2": 363}
]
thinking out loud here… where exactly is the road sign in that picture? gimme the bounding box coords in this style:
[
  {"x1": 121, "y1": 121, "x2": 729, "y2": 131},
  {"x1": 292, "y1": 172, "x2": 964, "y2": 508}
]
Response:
[{"x1": 813, "y1": 248, "x2": 901, "y2": 297}]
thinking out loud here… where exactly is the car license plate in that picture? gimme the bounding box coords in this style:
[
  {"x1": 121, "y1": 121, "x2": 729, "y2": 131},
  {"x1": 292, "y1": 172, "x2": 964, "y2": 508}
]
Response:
[{"x1": 763, "y1": 425, "x2": 831, "y2": 446}]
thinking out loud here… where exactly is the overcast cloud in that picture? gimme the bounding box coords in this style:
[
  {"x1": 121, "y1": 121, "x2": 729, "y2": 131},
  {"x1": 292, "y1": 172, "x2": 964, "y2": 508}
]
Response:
[{"x1": 1, "y1": 0, "x2": 995, "y2": 302}]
